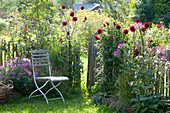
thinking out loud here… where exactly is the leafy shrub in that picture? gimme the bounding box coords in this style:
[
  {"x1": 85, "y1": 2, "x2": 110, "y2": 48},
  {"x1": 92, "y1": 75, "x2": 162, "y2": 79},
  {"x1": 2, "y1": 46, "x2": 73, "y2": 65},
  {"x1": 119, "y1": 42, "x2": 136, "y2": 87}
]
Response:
[
  {"x1": 0, "y1": 20, "x2": 7, "y2": 32},
  {"x1": 5, "y1": 56, "x2": 34, "y2": 95},
  {"x1": 130, "y1": 93, "x2": 168, "y2": 113}
]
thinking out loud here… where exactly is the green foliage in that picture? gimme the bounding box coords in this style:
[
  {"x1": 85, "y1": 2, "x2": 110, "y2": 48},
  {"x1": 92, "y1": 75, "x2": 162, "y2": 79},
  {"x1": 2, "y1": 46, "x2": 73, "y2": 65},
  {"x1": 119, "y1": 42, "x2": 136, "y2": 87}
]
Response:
[
  {"x1": 58, "y1": 0, "x2": 75, "y2": 9},
  {"x1": 0, "y1": 20, "x2": 7, "y2": 32},
  {"x1": 130, "y1": 93, "x2": 168, "y2": 113},
  {"x1": 0, "y1": 95, "x2": 101, "y2": 113},
  {"x1": 5, "y1": 56, "x2": 34, "y2": 95},
  {"x1": 135, "y1": 0, "x2": 170, "y2": 28},
  {"x1": 102, "y1": 0, "x2": 136, "y2": 26},
  {"x1": 0, "y1": 0, "x2": 17, "y2": 18},
  {"x1": 92, "y1": 20, "x2": 125, "y2": 97}
]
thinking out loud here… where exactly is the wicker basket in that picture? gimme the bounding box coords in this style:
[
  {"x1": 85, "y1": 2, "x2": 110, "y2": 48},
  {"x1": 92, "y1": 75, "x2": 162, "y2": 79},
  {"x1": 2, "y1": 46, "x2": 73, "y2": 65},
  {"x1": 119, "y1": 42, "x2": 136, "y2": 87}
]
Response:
[{"x1": 0, "y1": 80, "x2": 13, "y2": 104}]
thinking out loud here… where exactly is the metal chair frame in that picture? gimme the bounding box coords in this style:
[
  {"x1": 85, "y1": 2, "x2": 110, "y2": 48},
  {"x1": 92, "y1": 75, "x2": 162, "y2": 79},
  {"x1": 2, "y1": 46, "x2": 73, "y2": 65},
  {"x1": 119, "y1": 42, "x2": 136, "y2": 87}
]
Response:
[{"x1": 29, "y1": 49, "x2": 69, "y2": 105}]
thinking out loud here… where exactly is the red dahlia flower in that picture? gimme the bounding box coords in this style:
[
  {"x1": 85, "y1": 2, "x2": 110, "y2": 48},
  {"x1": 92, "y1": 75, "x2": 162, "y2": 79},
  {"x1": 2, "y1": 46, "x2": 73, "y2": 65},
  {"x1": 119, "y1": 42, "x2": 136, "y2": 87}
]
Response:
[
  {"x1": 157, "y1": 24, "x2": 162, "y2": 28},
  {"x1": 149, "y1": 39, "x2": 153, "y2": 43},
  {"x1": 80, "y1": 6, "x2": 84, "y2": 10},
  {"x1": 123, "y1": 29, "x2": 129, "y2": 35},
  {"x1": 59, "y1": 38, "x2": 63, "y2": 43},
  {"x1": 95, "y1": 35, "x2": 100, "y2": 40},
  {"x1": 113, "y1": 21, "x2": 116, "y2": 26},
  {"x1": 70, "y1": 12, "x2": 74, "y2": 17},
  {"x1": 130, "y1": 26, "x2": 136, "y2": 32},
  {"x1": 135, "y1": 19, "x2": 141, "y2": 23},
  {"x1": 67, "y1": 31, "x2": 69, "y2": 36},
  {"x1": 106, "y1": 21, "x2": 109, "y2": 26},
  {"x1": 134, "y1": 49, "x2": 140, "y2": 56},
  {"x1": 84, "y1": 17, "x2": 87, "y2": 20},
  {"x1": 116, "y1": 25, "x2": 121, "y2": 30},
  {"x1": 73, "y1": 17, "x2": 78, "y2": 21},
  {"x1": 97, "y1": 29, "x2": 103, "y2": 34},
  {"x1": 103, "y1": 24, "x2": 106, "y2": 27},
  {"x1": 62, "y1": 21, "x2": 68, "y2": 26},
  {"x1": 62, "y1": 5, "x2": 66, "y2": 9},
  {"x1": 144, "y1": 22, "x2": 150, "y2": 29}
]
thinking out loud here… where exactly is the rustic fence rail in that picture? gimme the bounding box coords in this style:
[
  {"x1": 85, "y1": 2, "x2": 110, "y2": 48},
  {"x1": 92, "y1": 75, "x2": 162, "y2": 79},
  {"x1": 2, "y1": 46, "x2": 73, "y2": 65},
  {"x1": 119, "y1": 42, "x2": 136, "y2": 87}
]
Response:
[
  {"x1": 0, "y1": 38, "x2": 81, "y2": 87},
  {"x1": 87, "y1": 35, "x2": 170, "y2": 97}
]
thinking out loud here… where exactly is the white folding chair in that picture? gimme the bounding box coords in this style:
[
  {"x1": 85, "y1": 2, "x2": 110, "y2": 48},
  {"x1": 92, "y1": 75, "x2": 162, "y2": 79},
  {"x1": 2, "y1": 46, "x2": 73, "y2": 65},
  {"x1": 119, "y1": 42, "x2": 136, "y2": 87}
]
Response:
[{"x1": 29, "y1": 49, "x2": 69, "y2": 105}]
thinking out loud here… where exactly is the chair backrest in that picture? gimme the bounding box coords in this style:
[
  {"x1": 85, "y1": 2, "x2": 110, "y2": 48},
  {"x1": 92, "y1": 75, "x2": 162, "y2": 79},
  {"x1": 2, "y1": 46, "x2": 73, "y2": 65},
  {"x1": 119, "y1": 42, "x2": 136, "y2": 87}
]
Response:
[{"x1": 31, "y1": 49, "x2": 51, "y2": 78}]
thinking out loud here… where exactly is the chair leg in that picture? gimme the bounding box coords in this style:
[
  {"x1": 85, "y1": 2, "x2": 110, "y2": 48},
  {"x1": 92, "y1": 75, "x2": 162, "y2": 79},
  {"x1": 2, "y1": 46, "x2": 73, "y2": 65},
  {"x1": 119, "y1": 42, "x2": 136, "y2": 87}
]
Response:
[
  {"x1": 51, "y1": 81, "x2": 65, "y2": 103},
  {"x1": 29, "y1": 80, "x2": 50, "y2": 105}
]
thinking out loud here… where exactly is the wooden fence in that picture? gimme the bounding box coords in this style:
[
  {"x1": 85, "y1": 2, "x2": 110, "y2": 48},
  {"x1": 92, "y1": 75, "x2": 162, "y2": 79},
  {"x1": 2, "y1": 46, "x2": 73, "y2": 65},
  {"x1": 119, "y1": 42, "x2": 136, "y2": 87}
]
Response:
[
  {"x1": 0, "y1": 38, "x2": 81, "y2": 87},
  {"x1": 87, "y1": 35, "x2": 170, "y2": 97}
]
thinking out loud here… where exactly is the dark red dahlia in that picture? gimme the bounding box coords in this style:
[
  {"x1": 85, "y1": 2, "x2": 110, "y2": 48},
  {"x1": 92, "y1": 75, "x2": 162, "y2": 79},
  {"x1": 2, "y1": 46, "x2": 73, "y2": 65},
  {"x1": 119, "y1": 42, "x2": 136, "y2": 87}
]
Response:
[
  {"x1": 123, "y1": 41, "x2": 126, "y2": 43},
  {"x1": 73, "y1": 17, "x2": 78, "y2": 21},
  {"x1": 135, "y1": 19, "x2": 141, "y2": 23},
  {"x1": 106, "y1": 21, "x2": 109, "y2": 26},
  {"x1": 84, "y1": 17, "x2": 87, "y2": 20},
  {"x1": 144, "y1": 22, "x2": 150, "y2": 29},
  {"x1": 149, "y1": 39, "x2": 153, "y2": 43},
  {"x1": 103, "y1": 24, "x2": 106, "y2": 27},
  {"x1": 59, "y1": 38, "x2": 63, "y2": 43},
  {"x1": 67, "y1": 31, "x2": 69, "y2": 36},
  {"x1": 62, "y1": 5, "x2": 66, "y2": 9},
  {"x1": 70, "y1": 12, "x2": 74, "y2": 17},
  {"x1": 123, "y1": 29, "x2": 129, "y2": 35},
  {"x1": 95, "y1": 35, "x2": 100, "y2": 40},
  {"x1": 80, "y1": 6, "x2": 84, "y2": 10},
  {"x1": 62, "y1": 21, "x2": 68, "y2": 26},
  {"x1": 130, "y1": 26, "x2": 136, "y2": 32},
  {"x1": 97, "y1": 29, "x2": 103, "y2": 34},
  {"x1": 134, "y1": 49, "x2": 140, "y2": 56},
  {"x1": 113, "y1": 21, "x2": 116, "y2": 26},
  {"x1": 157, "y1": 24, "x2": 161, "y2": 28},
  {"x1": 116, "y1": 25, "x2": 121, "y2": 30}
]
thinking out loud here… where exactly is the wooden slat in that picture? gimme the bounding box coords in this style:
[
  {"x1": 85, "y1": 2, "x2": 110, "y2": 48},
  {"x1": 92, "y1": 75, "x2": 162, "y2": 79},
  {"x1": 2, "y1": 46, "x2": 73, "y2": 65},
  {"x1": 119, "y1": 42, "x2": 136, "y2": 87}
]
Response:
[
  {"x1": 33, "y1": 64, "x2": 50, "y2": 67},
  {"x1": 32, "y1": 57, "x2": 50, "y2": 60},
  {"x1": 31, "y1": 49, "x2": 49, "y2": 53},
  {"x1": 33, "y1": 60, "x2": 50, "y2": 63},
  {"x1": 32, "y1": 54, "x2": 49, "y2": 57}
]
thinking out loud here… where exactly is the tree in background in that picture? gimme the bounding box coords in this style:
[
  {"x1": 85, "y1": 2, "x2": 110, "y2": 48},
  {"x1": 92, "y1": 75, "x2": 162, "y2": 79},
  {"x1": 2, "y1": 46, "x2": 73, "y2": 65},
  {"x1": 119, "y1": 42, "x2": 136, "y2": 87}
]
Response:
[
  {"x1": 0, "y1": 0, "x2": 17, "y2": 18},
  {"x1": 57, "y1": 0, "x2": 75, "y2": 9},
  {"x1": 135, "y1": 0, "x2": 170, "y2": 28}
]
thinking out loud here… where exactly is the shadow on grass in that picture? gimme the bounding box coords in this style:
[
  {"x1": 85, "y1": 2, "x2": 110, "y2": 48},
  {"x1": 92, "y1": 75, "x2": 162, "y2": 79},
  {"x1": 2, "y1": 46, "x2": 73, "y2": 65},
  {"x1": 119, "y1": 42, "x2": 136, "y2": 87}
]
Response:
[{"x1": 0, "y1": 93, "x2": 117, "y2": 113}]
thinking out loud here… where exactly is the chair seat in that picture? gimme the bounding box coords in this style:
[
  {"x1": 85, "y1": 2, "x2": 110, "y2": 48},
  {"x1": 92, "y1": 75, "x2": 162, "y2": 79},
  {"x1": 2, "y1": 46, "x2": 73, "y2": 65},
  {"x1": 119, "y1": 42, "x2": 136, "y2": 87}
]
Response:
[{"x1": 36, "y1": 76, "x2": 69, "y2": 81}]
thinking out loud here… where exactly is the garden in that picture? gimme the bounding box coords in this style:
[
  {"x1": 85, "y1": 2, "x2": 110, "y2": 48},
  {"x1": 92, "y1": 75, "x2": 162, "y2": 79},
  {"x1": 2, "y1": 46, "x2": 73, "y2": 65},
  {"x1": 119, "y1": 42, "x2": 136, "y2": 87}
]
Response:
[{"x1": 0, "y1": 0, "x2": 170, "y2": 113}]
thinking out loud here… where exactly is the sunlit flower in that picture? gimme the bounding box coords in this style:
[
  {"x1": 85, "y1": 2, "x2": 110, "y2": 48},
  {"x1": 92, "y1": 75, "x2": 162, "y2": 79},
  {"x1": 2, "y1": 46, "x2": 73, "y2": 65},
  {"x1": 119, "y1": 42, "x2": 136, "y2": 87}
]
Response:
[
  {"x1": 70, "y1": 12, "x2": 74, "y2": 17},
  {"x1": 135, "y1": 19, "x2": 141, "y2": 23},
  {"x1": 130, "y1": 26, "x2": 136, "y2": 32},
  {"x1": 80, "y1": 6, "x2": 84, "y2": 10},
  {"x1": 113, "y1": 21, "x2": 116, "y2": 26},
  {"x1": 73, "y1": 17, "x2": 78, "y2": 21},
  {"x1": 97, "y1": 29, "x2": 103, "y2": 34},
  {"x1": 62, "y1": 5, "x2": 66, "y2": 9},
  {"x1": 62, "y1": 21, "x2": 68, "y2": 26},
  {"x1": 157, "y1": 24, "x2": 162, "y2": 28},
  {"x1": 95, "y1": 35, "x2": 100, "y2": 40},
  {"x1": 144, "y1": 22, "x2": 150, "y2": 29},
  {"x1": 123, "y1": 29, "x2": 129, "y2": 35},
  {"x1": 116, "y1": 25, "x2": 121, "y2": 30}
]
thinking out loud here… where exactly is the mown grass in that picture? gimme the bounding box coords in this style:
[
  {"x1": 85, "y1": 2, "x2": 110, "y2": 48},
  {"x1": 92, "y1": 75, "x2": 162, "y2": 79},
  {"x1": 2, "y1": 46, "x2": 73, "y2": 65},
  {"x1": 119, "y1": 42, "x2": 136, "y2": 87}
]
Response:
[{"x1": 0, "y1": 55, "x2": 115, "y2": 113}]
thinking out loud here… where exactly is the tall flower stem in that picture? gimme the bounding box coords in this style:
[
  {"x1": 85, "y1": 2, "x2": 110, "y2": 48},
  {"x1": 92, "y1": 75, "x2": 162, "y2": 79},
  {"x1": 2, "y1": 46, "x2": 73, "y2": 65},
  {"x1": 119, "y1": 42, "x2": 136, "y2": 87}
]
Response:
[{"x1": 139, "y1": 30, "x2": 145, "y2": 58}]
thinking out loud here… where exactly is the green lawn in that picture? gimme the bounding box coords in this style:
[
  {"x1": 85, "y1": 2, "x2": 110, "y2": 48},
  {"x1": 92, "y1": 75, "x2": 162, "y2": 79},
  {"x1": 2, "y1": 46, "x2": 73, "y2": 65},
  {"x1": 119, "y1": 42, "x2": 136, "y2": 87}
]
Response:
[{"x1": 0, "y1": 55, "x2": 115, "y2": 113}]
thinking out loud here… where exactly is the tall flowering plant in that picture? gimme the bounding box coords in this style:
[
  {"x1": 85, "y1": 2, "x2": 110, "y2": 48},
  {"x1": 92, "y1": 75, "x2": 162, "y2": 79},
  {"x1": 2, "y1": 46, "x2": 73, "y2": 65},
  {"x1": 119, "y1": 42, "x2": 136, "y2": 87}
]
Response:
[
  {"x1": 94, "y1": 19, "x2": 169, "y2": 108},
  {"x1": 4, "y1": 56, "x2": 34, "y2": 95}
]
